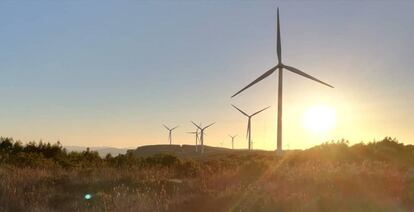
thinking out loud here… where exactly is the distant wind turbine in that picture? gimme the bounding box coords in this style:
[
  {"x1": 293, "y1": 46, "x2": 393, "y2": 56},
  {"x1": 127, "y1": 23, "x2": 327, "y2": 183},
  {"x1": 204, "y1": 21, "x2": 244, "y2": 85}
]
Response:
[
  {"x1": 229, "y1": 135, "x2": 237, "y2": 149},
  {"x1": 187, "y1": 128, "x2": 199, "y2": 152},
  {"x1": 163, "y1": 124, "x2": 178, "y2": 145},
  {"x1": 231, "y1": 105, "x2": 270, "y2": 150},
  {"x1": 231, "y1": 8, "x2": 334, "y2": 154},
  {"x1": 191, "y1": 122, "x2": 215, "y2": 154}
]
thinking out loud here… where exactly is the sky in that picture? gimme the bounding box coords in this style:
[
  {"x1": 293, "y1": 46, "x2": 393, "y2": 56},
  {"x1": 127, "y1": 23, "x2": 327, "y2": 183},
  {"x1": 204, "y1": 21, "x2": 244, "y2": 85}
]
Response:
[{"x1": 0, "y1": 1, "x2": 413, "y2": 150}]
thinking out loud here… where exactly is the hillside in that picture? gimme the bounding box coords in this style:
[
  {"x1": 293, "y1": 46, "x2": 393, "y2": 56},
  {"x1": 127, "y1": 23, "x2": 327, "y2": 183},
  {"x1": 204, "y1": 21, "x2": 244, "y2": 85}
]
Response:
[{"x1": 132, "y1": 144, "x2": 273, "y2": 159}]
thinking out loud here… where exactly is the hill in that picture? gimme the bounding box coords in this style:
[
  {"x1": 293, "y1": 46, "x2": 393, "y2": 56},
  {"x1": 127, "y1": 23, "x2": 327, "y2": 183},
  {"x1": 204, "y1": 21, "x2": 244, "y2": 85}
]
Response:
[{"x1": 131, "y1": 144, "x2": 273, "y2": 159}]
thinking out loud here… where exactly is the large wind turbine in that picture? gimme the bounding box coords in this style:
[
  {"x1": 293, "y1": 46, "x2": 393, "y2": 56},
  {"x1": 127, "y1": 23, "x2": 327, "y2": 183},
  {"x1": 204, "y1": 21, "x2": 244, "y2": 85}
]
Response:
[
  {"x1": 231, "y1": 8, "x2": 334, "y2": 154},
  {"x1": 191, "y1": 122, "x2": 215, "y2": 154},
  {"x1": 229, "y1": 135, "x2": 237, "y2": 149},
  {"x1": 163, "y1": 124, "x2": 178, "y2": 145},
  {"x1": 231, "y1": 105, "x2": 270, "y2": 150},
  {"x1": 187, "y1": 129, "x2": 199, "y2": 152}
]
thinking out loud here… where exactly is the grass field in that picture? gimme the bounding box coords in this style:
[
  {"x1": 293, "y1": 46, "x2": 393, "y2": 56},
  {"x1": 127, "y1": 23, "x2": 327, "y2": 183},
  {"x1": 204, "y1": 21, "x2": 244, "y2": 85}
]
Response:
[{"x1": 1, "y1": 137, "x2": 413, "y2": 211}]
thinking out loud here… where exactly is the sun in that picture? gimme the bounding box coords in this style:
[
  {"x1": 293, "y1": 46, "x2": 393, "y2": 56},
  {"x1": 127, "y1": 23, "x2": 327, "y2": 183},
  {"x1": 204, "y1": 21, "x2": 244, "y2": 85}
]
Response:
[{"x1": 302, "y1": 105, "x2": 336, "y2": 134}]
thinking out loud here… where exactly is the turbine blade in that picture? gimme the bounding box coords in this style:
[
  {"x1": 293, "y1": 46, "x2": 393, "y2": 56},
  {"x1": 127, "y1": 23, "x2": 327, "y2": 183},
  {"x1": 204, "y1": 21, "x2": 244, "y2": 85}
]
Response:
[
  {"x1": 246, "y1": 119, "x2": 250, "y2": 139},
  {"x1": 203, "y1": 122, "x2": 215, "y2": 130},
  {"x1": 191, "y1": 121, "x2": 202, "y2": 130},
  {"x1": 277, "y1": 7, "x2": 282, "y2": 63},
  {"x1": 248, "y1": 124, "x2": 251, "y2": 141},
  {"x1": 171, "y1": 126, "x2": 179, "y2": 131},
  {"x1": 231, "y1": 65, "x2": 278, "y2": 98},
  {"x1": 163, "y1": 124, "x2": 170, "y2": 130},
  {"x1": 283, "y1": 65, "x2": 334, "y2": 88},
  {"x1": 252, "y1": 106, "x2": 271, "y2": 116},
  {"x1": 231, "y1": 104, "x2": 249, "y2": 117}
]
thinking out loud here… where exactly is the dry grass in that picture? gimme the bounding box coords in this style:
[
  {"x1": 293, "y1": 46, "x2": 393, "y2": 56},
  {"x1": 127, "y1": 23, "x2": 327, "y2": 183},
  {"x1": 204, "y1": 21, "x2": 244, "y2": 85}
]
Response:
[
  {"x1": 1, "y1": 155, "x2": 413, "y2": 212},
  {"x1": 1, "y1": 138, "x2": 414, "y2": 211}
]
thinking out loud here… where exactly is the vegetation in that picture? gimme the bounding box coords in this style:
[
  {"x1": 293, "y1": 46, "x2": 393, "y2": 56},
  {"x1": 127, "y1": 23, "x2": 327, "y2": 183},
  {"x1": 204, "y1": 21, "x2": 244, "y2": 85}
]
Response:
[{"x1": 0, "y1": 137, "x2": 413, "y2": 211}]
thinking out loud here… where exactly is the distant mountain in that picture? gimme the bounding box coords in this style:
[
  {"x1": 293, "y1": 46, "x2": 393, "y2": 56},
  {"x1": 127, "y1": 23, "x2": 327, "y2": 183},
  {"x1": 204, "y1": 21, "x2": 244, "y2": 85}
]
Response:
[{"x1": 64, "y1": 146, "x2": 130, "y2": 157}]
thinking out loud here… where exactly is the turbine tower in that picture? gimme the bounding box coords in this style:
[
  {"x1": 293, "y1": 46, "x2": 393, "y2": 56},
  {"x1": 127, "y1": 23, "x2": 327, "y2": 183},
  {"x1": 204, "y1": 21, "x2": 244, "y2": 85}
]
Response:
[
  {"x1": 231, "y1": 8, "x2": 334, "y2": 154},
  {"x1": 229, "y1": 135, "x2": 237, "y2": 149},
  {"x1": 191, "y1": 122, "x2": 215, "y2": 154},
  {"x1": 163, "y1": 124, "x2": 178, "y2": 145},
  {"x1": 187, "y1": 129, "x2": 199, "y2": 152},
  {"x1": 231, "y1": 105, "x2": 270, "y2": 150}
]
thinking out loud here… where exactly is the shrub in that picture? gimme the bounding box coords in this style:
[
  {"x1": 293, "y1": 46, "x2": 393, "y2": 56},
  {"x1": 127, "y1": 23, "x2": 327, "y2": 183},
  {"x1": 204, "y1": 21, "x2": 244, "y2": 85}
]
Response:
[
  {"x1": 143, "y1": 154, "x2": 181, "y2": 167},
  {"x1": 177, "y1": 160, "x2": 200, "y2": 178}
]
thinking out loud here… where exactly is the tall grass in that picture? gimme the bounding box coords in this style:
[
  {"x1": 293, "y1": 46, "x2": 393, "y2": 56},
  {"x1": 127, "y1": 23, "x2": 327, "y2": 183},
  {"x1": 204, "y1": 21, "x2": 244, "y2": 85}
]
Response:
[{"x1": 0, "y1": 137, "x2": 413, "y2": 211}]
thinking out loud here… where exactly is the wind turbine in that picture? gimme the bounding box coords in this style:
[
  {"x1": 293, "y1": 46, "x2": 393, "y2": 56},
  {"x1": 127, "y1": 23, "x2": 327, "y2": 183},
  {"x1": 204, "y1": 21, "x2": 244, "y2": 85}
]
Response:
[
  {"x1": 187, "y1": 128, "x2": 199, "y2": 152},
  {"x1": 163, "y1": 124, "x2": 178, "y2": 145},
  {"x1": 231, "y1": 105, "x2": 270, "y2": 150},
  {"x1": 231, "y1": 8, "x2": 334, "y2": 154},
  {"x1": 191, "y1": 122, "x2": 215, "y2": 154},
  {"x1": 229, "y1": 135, "x2": 237, "y2": 149}
]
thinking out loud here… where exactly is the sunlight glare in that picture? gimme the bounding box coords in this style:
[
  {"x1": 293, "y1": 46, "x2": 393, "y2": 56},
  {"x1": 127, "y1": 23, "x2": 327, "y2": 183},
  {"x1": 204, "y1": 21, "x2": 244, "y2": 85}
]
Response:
[{"x1": 302, "y1": 105, "x2": 336, "y2": 134}]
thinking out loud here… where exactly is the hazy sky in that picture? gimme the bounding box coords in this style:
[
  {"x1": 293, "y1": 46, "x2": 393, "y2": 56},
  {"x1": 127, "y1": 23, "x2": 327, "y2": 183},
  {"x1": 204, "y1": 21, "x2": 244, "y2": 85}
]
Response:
[{"x1": 1, "y1": 1, "x2": 413, "y2": 150}]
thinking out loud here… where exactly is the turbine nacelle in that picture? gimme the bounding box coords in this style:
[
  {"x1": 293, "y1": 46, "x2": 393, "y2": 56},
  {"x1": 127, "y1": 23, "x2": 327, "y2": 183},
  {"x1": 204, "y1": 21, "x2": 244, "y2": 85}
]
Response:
[{"x1": 163, "y1": 124, "x2": 179, "y2": 132}]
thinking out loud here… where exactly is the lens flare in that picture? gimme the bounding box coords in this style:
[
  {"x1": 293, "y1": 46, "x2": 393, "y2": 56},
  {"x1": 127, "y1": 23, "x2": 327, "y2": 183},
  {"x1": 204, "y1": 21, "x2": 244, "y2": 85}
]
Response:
[{"x1": 84, "y1": 194, "x2": 92, "y2": 200}]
